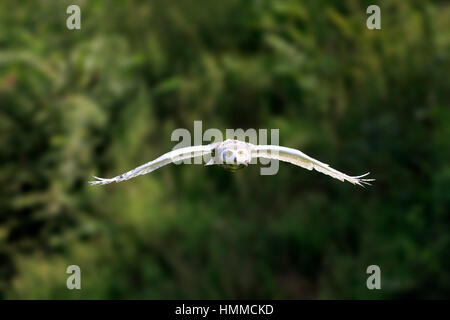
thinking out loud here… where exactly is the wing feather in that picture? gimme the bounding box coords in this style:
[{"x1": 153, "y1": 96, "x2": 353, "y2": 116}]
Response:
[
  {"x1": 89, "y1": 144, "x2": 215, "y2": 185},
  {"x1": 251, "y1": 145, "x2": 374, "y2": 186}
]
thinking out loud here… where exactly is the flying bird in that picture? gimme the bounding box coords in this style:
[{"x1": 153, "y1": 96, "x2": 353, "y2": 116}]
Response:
[{"x1": 89, "y1": 139, "x2": 374, "y2": 186}]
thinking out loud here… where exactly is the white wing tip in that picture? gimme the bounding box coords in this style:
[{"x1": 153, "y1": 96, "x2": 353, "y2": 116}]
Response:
[
  {"x1": 88, "y1": 176, "x2": 115, "y2": 186},
  {"x1": 351, "y1": 172, "x2": 375, "y2": 187}
]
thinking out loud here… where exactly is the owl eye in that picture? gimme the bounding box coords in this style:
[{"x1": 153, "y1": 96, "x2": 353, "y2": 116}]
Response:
[
  {"x1": 238, "y1": 151, "x2": 244, "y2": 155},
  {"x1": 226, "y1": 151, "x2": 233, "y2": 157}
]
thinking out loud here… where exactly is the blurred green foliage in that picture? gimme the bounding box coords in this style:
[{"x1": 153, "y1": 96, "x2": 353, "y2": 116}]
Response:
[{"x1": 0, "y1": 0, "x2": 449, "y2": 299}]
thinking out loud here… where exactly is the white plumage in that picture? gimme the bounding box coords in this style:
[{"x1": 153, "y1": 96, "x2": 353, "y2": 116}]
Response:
[{"x1": 89, "y1": 139, "x2": 374, "y2": 186}]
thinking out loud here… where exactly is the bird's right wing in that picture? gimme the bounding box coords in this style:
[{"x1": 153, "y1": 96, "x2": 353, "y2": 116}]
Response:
[
  {"x1": 89, "y1": 144, "x2": 216, "y2": 185},
  {"x1": 251, "y1": 144, "x2": 374, "y2": 186}
]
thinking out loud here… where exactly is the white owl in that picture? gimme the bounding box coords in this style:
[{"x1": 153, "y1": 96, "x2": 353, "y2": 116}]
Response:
[{"x1": 89, "y1": 139, "x2": 374, "y2": 186}]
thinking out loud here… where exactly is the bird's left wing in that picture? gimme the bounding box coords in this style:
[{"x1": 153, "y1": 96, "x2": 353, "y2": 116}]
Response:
[
  {"x1": 89, "y1": 144, "x2": 216, "y2": 185},
  {"x1": 251, "y1": 144, "x2": 374, "y2": 186}
]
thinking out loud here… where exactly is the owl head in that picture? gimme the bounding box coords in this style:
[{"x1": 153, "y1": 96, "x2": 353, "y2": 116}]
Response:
[{"x1": 220, "y1": 147, "x2": 251, "y2": 165}]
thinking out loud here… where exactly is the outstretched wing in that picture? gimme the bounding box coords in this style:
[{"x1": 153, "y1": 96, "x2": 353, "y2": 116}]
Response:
[
  {"x1": 89, "y1": 144, "x2": 216, "y2": 185},
  {"x1": 251, "y1": 144, "x2": 374, "y2": 186}
]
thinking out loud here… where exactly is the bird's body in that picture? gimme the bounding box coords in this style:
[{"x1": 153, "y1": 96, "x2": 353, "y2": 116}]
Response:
[
  {"x1": 209, "y1": 139, "x2": 252, "y2": 171},
  {"x1": 89, "y1": 139, "x2": 374, "y2": 186}
]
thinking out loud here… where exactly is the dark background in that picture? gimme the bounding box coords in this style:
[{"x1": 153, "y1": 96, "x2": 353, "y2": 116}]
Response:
[{"x1": 0, "y1": 0, "x2": 449, "y2": 299}]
